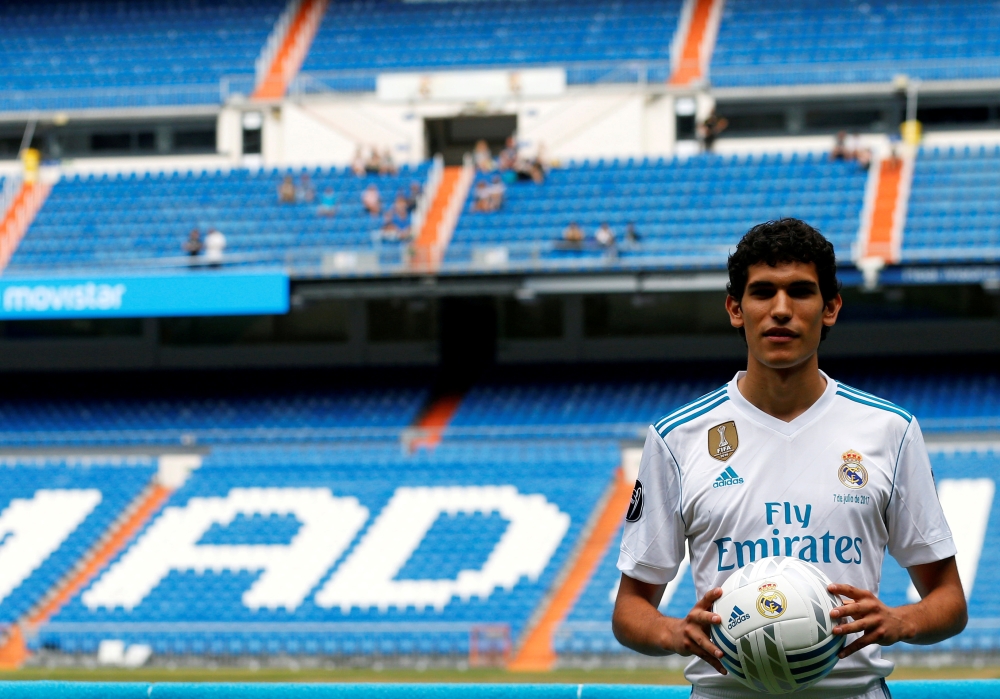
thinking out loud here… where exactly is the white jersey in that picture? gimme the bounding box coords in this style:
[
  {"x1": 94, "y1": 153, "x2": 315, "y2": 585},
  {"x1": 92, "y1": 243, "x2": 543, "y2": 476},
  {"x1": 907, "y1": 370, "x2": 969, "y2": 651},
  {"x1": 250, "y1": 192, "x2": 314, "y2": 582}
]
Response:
[{"x1": 618, "y1": 371, "x2": 956, "y2": 699}]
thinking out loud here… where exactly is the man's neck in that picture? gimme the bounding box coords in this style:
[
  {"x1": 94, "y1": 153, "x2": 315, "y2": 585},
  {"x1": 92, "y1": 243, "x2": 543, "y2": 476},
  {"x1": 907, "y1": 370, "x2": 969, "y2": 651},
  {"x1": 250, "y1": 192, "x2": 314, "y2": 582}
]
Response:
[{"x1": 736, "y1": 353, "x2": 827, "y2": 423}]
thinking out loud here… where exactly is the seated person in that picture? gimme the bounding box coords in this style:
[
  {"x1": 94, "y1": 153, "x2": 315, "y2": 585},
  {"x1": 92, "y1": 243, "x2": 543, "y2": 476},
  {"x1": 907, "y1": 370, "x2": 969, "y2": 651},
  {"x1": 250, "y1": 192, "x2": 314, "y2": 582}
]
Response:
[
  {"x1": 406, "y1": 181, "x2": 423, "y2": 213},
  {"x1": 352, "y1": 147, "x2": 367, "y2": 177},
  {"x1": 485, "y1": 175, "x2": 506, "y2": 211},
  {"x1": 474, "y1": 139, "x2": 496, "y2": 173},
  {"x1": 361, "y1": 184, "x2": 382, "y2": 216},
  {"x1": 366, "y1": 146, "x2": 383, "y2": 175},
  {"x1": 379, "y1": 149, "x2": 398, "y2": 176},
  {"x1": 624, "y1": 222, "x2": 640, "y2": 245},
  {"x1": 381, "y1": 195, "x2": 411, "y2": 240},
  {"x1": 182, "y1": 229, "x2": 203, "y2": 257},
  {"x1": 297, "y1": 173, "x2": 316, "y2": 203},
  {"x1": 317, "y1": 188, "x2": 337, "y2": 217},
  {"x1": 561, "y1": 221, "x2": 585, "y2": 247},
  {"x1": 595, "y1": 222, "x2": 616, "y2": 248},
  {"x1": 278, "y1": 175, "x2": 296, "y2": 203},
  {"x1": 471, "y1": 181, "x2": 492, "y2": 213}
]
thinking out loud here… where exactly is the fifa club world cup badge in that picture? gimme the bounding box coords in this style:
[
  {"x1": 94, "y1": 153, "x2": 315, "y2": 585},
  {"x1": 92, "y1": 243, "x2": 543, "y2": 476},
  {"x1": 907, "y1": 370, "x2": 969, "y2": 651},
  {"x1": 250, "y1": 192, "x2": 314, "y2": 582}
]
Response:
[
  {"x1": 708, "y1": 421, "x2": 738, "y2": 461},
  {"x1": 625, "y1": 480, "x2": 643, "y2": 522},
  {"x1": 838, "y1": 449, "x2": 868, "y2": 489},
  {"x1": 756, "y1": 582, "x2": 787, "y2": 619}
]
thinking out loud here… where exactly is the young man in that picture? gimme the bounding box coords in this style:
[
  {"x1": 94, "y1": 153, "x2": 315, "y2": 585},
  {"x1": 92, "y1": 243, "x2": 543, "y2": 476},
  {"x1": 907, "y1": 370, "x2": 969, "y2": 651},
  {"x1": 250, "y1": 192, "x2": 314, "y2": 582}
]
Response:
[{"x1": 613, "y1": 219, "x2": 966, "y2": 698}]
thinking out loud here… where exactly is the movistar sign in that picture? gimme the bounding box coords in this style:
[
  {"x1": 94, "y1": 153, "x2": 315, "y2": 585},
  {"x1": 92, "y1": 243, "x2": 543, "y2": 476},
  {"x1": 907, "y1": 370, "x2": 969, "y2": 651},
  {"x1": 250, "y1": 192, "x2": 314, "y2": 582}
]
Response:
[{"x1": 0, "y1": 271, "x2": 288, "y2": 319}]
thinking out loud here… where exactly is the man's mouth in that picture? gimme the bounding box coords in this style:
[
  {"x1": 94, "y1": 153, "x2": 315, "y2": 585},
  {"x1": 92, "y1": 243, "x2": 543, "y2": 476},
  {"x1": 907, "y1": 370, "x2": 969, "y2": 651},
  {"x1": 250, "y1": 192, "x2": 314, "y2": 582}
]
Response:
[{"x1": 763, "y1": 328, "x2": 798, "y2": 342}]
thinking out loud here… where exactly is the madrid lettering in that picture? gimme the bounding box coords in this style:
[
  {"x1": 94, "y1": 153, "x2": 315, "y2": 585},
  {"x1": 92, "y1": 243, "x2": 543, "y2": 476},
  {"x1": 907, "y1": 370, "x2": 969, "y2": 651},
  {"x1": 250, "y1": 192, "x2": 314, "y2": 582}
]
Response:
[{"x1": 713, "y1": 501, "x2": 863, "y2": 570}]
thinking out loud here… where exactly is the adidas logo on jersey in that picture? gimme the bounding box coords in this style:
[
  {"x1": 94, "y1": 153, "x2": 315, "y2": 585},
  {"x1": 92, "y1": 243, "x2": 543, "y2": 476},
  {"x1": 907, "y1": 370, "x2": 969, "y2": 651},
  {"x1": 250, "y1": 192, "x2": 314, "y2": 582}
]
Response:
[
  {"x1": 713, "y1": 466, "x2": 744, "y2": 489},
  {"x1": 728, "y1": 605, "x2": 751, "y2": 630}
]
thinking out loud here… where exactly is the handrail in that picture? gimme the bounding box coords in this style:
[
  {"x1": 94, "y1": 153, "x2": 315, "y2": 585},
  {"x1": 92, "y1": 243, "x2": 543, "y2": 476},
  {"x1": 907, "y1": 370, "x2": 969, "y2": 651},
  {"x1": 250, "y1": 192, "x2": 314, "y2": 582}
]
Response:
[{"x1": 410, "y1": 154, "x2": 444, "y2": 242}]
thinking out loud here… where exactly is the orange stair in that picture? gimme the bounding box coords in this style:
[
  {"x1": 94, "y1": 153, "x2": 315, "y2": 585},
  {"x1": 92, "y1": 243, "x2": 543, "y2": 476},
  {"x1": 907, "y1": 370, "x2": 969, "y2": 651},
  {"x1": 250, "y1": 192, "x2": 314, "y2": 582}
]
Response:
[
  {"x1": 411, "y1": 166, "x2": 461, "y2": 270},
  {"x1": 509, "y1": 473, "x2": 635, "y2": 671},
  {"x1": 0, "y1": 181, "x2": 50, "y2": 272},
  {"x1": 670, "y1": 0, "x2": 717, "y2": 85},
  {"x1": 0, "y1": 483, "x2": 173, "y2": 669},
  {"x1": 253, "y1": 0, "x2": 328, "y2": 100},
  {"x1": 410, "y1": 394, "x2": 463, "y2": 450},
  {"x1": 865, "y1": 157, "x2": 903, "y2": 261}
]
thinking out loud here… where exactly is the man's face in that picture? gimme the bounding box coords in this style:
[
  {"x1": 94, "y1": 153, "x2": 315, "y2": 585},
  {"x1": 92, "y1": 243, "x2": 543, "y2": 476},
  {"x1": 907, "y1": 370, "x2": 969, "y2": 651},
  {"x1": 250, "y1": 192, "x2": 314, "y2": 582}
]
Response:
[{"x1": 725, "y1": 261, "x2": 842, "y2": 369}]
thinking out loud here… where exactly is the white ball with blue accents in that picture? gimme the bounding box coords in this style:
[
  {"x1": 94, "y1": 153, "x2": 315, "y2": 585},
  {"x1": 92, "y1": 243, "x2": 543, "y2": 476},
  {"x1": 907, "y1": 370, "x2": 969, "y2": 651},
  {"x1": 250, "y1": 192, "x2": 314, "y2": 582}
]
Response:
[{"x1": 711, "y1": 556, "x2": 845, "y2": 694}]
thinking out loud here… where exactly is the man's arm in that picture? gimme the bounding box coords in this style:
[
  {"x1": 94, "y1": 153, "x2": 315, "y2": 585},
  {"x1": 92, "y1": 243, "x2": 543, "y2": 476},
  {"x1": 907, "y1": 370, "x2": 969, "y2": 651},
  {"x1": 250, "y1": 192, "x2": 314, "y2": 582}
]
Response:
[
  {"x1": 612, "y1": 573, "x2": 727, "y2": 674},
  {"x1": 828, "y1": 555, "x2": 967, "y2": 658}
]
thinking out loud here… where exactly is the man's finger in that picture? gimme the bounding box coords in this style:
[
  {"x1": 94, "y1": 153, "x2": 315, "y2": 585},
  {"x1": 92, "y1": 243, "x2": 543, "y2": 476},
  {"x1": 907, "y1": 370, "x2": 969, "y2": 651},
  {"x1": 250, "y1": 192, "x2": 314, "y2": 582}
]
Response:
[
  {"x1": 828, "y1": 583, "x2": 868, "y2": 600},
  {"x1": 691, "y1": 629, "x2": 723, "y2": 659},
  {"x1": 839, "y1": 633, "x2": 876, "y2": 658},
  {"x1": 694, "y1": 587, "x2": 724, "y2": 610},
  {"x1": 833, "y1": 618, "x2": 874, "y2": 636},
  {"x1": 690, "y1": 645, "x2": 728, "y2": 675},
  {"x1": 689, "y1": 609, "x2": 722, "y2": 627},
  {"x1": 830, "y1": 602, "x2": 865, "y2": 619}
]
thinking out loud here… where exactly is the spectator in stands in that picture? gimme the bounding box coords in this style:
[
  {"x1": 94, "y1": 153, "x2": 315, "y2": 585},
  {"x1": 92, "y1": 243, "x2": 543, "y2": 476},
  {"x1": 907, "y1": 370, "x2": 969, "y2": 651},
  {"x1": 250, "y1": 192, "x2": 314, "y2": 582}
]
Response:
[
  {"x1": 832, "y1": 131, "x2": 850, "y2": 161},
  {"x1": 204, "y1": 228, "x2": 226, "y2": 267},
  {"x1": 474, "y1": 140, "x2": 496, "y2": 173},
  {"x1": 381, "y1": 195, "x2": 411, "y2": 240},
  {"x1": 472, "y1": 181, "x2": 492, "y2": 213},
  {"x1": 406, "y1": 182, "x2": 422, "y2": 213},
  {"x1": 624, "y1": 222, "x2": 641, "y2": 246},
  {"x1": 317, "y1": 187, "x2": 337, "y2": 217},
  {"x1": 498, "y1": 136, "x2": 518, "y2": 172},
  {"x1": 486, "y1": 175, "x2": 506, "y2": 210},
  {"x1": 278, "y1": 175, "x2": 296, "y2": 203},
  {"x1": 182, "y1": 229, "x2": 203, "y2": 261},
  {"x1": 379, "y1": 149, "x2": 398, "y2": 176},
  {"x1": 856, "y1": 146, "x2": 873, "y2": 171},
  {"x1": 351, "y1": 147, "x2": 367, "y2": 177},
  {"x1": 362, "y1": 184, "x2": 382, "y2": 216},
  {"x1": 595, "y1": 222, "x2": 616, "y2": 248},
  {"x1": 366, "y1": 146, "x2": 383, "y2": 175},
  {"x1": 297, "y1": 173, "x2": 316, "y2": 203},
  {"x1": 698, "y1": 110, "x2": 728, "y2": 152},
  {"x1": 561, "y1": 221, "x2": 585, "y2": 248}
]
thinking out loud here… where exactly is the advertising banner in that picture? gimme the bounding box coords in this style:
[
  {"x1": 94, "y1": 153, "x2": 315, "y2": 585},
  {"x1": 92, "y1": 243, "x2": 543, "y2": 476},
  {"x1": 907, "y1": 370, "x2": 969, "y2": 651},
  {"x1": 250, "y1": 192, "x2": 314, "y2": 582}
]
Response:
[{"x1": 0, "y1": 270, "x2": 289, "y2": 319}]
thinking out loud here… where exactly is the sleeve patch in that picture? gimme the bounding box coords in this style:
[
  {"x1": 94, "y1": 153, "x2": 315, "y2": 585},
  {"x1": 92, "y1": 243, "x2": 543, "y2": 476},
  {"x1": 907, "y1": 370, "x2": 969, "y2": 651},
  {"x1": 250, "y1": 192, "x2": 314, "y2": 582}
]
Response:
[{"x1": 625, "y1": 479, "x2": 644, "y2": 522}]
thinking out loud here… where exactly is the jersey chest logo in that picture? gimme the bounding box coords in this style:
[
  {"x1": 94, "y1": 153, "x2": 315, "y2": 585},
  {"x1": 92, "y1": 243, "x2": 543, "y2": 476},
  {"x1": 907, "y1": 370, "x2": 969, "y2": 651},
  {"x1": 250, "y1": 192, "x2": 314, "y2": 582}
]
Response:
[
  {"x1": 708, "y1": 421, "x2": 739, "y2": 462},
  {"x1": 838, "y1": 449, "x2": 868, "y2": 489}
]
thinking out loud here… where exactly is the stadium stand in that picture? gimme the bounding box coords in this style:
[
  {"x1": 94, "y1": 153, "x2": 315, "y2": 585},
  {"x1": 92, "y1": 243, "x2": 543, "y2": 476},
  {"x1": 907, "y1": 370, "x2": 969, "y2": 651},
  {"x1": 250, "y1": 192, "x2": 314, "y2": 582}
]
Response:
[
  {"x1": 35, "y1": 442, "x2": 620, "y2": 657},
  {"x1": 0, "y1": 0, "x2": 285, "y2": 111},
  {"x1": 445, "y1": 154, "x2": 868, "y2": 272},
  {"x1": 903, "y1": 145, "x2": 1000, "y2": 264},
  {"x1": 299, "y1": 0, "x2": 681, "y2": 91},
  {"x1": 0, "y1": 459, "x2": 156, "y2": 625},
  {"x1": 710, "y1": 0, "x2": 1000, "y2": 88},
  {"x1": 0, "y1": 386, "x2": 429, "y2": 446},
  {"x1": 6, "y1": 164, "x2": 429, "y2": 273},
  {"x1": 557, "y1": 448, "x2": 1000, "y2": 654}
]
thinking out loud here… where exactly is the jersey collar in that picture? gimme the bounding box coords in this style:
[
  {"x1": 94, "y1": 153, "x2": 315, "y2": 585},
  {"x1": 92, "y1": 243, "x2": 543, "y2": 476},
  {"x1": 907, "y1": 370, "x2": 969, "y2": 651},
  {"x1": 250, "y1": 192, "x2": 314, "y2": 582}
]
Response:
[{"x1": 726, "y1": 369, "x2": 837, "y2": 438}]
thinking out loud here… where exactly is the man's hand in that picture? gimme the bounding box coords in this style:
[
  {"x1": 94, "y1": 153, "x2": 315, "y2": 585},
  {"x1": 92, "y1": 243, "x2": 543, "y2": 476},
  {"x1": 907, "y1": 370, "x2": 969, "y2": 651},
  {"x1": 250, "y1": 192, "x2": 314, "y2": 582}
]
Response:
[
  {"x1": 828, "y1": 557, "x2": 967, "y2": 658},
  {"x1": 663, "y1": 587, "x2": 728, "y2": 675},
  {"x1": 827, "y1": 584, "x2": 916, "y2": 658},
  {"x1": 612, "y1": 574, "x2": 726, "y2": 674}
]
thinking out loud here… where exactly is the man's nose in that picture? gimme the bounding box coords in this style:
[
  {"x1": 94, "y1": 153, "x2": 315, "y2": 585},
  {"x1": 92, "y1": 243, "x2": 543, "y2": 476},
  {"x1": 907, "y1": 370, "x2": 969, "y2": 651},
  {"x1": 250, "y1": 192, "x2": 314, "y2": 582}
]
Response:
[{"x1": 772, "y1": 291, "x2": 793, "y2": 318}]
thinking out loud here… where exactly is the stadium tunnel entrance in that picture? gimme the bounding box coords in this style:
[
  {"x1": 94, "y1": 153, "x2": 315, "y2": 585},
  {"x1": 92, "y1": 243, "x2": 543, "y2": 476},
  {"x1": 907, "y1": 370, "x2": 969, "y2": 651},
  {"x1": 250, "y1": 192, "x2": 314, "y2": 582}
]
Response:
[{"x1": 425, "y1": 114, "x2": 517, "y2": 166}]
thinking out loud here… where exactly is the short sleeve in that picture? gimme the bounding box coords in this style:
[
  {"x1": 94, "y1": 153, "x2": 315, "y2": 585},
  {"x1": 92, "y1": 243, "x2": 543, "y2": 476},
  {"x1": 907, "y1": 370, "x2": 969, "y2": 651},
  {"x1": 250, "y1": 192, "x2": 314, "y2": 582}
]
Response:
[
  {"x1": 617, "y1": 426, "x2": 687, "y2": 585},
  {"x1": 886, "y1": 419, "x2": 957, "y2": 568}
]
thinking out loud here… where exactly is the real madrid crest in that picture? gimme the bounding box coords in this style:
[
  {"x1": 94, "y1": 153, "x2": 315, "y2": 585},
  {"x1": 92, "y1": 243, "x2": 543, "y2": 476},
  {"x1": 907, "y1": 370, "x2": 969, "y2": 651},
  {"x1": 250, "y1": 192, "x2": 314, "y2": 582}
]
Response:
[
  {"x1": 756, "y1": 582, "x2": 786, "y2": 619},
  {"x1": 708, "y1": 421, "x2": 738, "y2": 462},
  {"x1": 838, "y1": 449, "x2": 868, "y2": 489}
]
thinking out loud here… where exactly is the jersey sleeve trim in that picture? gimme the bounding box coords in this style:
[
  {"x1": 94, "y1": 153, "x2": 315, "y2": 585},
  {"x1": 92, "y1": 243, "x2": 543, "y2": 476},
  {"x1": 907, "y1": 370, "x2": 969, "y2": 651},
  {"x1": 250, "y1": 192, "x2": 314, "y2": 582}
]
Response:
[
  {"x1": 884, "y1": 419, "x2": 914, "y2": 519},
  {"x1": 654, "y1": 429, "x2": 687, "y2": 530},
  {"x1": 891, "y1": 536, "x2": 958, "y2": 569},
  {"x1": 653, "y1": 385, "x2": 728, "y2": 431},
  {"x1": 657, "y1": 394, "x2": 731, "y2": 439},
  {"x1": 835, "y1": 382, "x2": 913, "y2": 422}
]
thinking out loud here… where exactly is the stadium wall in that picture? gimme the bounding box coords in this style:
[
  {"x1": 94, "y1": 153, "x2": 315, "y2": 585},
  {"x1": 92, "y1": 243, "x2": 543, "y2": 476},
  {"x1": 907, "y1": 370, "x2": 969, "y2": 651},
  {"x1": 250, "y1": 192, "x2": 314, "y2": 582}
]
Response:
[{"x1": 1, "y1": 682, "x2": 998, "y2": 698}]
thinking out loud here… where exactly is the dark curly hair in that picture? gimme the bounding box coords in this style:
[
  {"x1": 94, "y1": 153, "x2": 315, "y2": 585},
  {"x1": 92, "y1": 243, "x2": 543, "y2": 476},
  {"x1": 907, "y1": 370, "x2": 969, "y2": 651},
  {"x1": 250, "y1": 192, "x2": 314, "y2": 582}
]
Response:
[{"x1": 727, "y1": 218, "x2": 842, "y2": 340}]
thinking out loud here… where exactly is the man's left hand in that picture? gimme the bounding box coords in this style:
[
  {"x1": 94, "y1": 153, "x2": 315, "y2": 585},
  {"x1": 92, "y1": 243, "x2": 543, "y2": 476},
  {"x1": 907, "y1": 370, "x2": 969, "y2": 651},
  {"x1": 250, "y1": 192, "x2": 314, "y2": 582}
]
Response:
[{"x1": 827, "y1": 584, "x2": 917, "y2": 659}]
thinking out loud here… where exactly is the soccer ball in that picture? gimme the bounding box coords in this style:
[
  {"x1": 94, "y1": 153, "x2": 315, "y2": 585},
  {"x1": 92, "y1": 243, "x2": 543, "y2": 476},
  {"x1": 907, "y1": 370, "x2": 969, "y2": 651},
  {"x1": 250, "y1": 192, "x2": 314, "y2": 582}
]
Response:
[{"x1": 711, "y1": 556, "x2": 845, "y2": 694}]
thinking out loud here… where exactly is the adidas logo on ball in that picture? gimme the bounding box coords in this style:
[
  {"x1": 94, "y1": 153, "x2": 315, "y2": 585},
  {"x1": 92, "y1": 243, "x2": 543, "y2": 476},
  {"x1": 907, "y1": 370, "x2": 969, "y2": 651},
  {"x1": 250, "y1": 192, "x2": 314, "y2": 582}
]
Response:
[{"x1": 727, "y1": 606, "x2": 751, "y2": 630}]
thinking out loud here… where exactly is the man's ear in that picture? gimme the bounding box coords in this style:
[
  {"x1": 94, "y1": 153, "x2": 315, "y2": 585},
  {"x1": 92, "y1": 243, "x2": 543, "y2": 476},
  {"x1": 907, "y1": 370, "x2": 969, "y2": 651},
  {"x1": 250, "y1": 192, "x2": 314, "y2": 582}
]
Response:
[
  {"x1": 823, "y1": 293, "x2": 843, "y2": 329},
  {"x1": 725, "y1": 295, "x2": 744, "y2": 330}
]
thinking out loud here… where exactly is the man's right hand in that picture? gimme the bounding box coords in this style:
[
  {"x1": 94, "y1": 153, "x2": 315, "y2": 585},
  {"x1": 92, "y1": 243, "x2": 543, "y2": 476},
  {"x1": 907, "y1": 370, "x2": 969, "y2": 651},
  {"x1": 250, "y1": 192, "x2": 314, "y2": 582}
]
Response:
[{"x1": 663, "y1": 587, "x2": 727, "y2": 675}]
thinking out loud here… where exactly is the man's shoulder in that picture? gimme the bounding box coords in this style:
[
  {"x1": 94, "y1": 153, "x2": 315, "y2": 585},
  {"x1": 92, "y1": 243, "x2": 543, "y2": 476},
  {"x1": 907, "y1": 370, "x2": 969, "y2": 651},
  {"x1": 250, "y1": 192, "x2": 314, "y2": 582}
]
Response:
[
  {"x1": 830, "y1": 379, "x2": 915, "y2": 427},
  {"x1": 652, "y1": 384, "x2": 731, "y2": 443}
]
